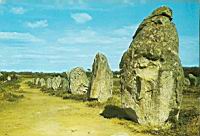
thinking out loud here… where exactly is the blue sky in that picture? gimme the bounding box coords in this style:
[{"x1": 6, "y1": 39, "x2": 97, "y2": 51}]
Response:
[{"x1": 0, "y1": 0, "x2": 199, "y2": 72}]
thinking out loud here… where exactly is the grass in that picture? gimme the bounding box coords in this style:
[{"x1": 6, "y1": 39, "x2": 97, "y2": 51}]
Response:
[
  {"x1": 1, "y1": 92, "x2": 24, "y2": 102},
  {"x1": 62, "y1": 93, "x2": 87, "y2": 101},
  {"x1": 19, "y1": 77, "x2": 200, "y2": 135},
  {"x1": 86, "y1": 96, "x2": 121, "y2": 108},
  {"x1": 0, "y1": 79, "x2": 136, "y2": 136},
  {"x1": 0, "y1": 79, "x2": 24, "y2": 102}
]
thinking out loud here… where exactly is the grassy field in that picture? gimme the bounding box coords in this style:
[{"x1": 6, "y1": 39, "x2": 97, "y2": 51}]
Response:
[
  {"x1": 0, "y1": 77, "x2": 199, "y2": 136},
  {"x1": 0, "y1": 78, "x2": 154, "y2": 136}
]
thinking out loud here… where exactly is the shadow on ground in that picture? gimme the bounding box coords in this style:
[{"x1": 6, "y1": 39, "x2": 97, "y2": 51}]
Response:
[{"x1": 100, "y1": 105, "x2": 139, "y2": 123}]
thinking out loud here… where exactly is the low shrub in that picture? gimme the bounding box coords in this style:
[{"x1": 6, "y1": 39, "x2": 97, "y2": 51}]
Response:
[
  {"x1": 2, "y1": 92, "x2": 24, "y2": 102},
  {"x1": 63, "y1": 93, "x2": 87, "y2": 101},
  {"x1": 86, "y1": 96, "x2": 121, "y2": 108},
  {"x1": 26, "y1": 81, "x2": 36, "y2": 88}
]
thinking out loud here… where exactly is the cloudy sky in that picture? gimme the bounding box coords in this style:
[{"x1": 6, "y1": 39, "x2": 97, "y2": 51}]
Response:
[{"x1": 0, "y1": 0, "x2": 199, "y2": 72}]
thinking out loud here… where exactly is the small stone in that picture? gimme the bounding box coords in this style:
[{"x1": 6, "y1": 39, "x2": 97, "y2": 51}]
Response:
[
  {"x1": 188, "y1": 74, "x2": 198, "y2": 86},
  {"x1": 7, "y1": 76, "x2": 11, "y2": 81}
]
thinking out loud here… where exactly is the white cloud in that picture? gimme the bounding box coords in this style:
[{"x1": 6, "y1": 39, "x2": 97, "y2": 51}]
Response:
[
  {"x1": 71, "y1": 13, "x2": 92, "y2": 24},
  {"x1": 113, "y1": 24, "x2": 139, "y2": 36},
  {"x1": 57, "y1": 25, "x2": 137, "y2": 45},
  {"x1": 26, "y1": 20, "x2": 48, "y2": 28},
  {"x1": 0, "y1": 32, "x2": 44, "y2": 43},
  {"x1": 58, "y1": 29, "x2": 117, "y2": 45},
  {"x1": 10, "y1": 7, "x2": 26, "y2": 14}
]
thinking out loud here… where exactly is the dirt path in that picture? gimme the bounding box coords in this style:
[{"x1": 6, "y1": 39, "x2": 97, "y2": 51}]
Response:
[{"x1": 0, "y1": 80, "x2": 149, "y2": 136}]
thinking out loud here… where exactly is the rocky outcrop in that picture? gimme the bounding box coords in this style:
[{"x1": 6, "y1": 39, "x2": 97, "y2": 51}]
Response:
[
  {"x1": 69, "y1": 67, "x2": 89, "y2": 94},
  {"x1": 52, "y1": 76, "x2": 62, "y2": 90},
  {"x1": 88, "y1": 53, "x2": 113, "y2": 102},
  {"x1": 120, "y1": 6, "x2": 184, "y2": 126}
]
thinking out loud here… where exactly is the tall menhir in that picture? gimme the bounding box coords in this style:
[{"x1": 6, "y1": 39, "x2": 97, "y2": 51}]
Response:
[{"x1": 120, "y1": 6, "x2": 184, "y2": 126}]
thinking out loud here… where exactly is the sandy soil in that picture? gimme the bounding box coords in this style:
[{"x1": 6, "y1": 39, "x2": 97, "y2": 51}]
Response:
[{"x1": 0, "y1": 80, "x2": 150, "y2": 136}]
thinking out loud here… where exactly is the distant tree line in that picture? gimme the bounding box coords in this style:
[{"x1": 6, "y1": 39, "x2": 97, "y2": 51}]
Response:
[{"x1": 183, "y1": 67, "x2": 200, "y2": 77}]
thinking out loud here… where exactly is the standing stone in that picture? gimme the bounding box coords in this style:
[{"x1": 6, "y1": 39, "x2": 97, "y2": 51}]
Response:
[
  {"x1": 120, "y1": 6, "x2": 184, "y2": 126},
  {"x1": 39, "y1": 78, "x2": 46, "y2": 87},
  {"x1": 69, "y1": 67, "x2": 89, "y2": 94},
  {"x1": 88, "y1": 53, "x2": 113, "y2": 102},
  {"x1": 183, "y1": 78, "x2": 190, "y2": 87},
  {"x1": 188, "y1": 74, "x2": 198, "y2": 86},
  {"x1": 7, "y1": 76, "x2": 11, "y2": 81},
  {"x1": 61, "y1": 78, "x2": 70, "y2": 92},
  {"x1": 46, "y1": 78, "x2": 52, "y2": 89},
  {"x1": 52, "y1": 76, "x2": 62, "y2": 90},
  {"x1": 35, "y1": 78, "x2": 40, "y2": 85}
]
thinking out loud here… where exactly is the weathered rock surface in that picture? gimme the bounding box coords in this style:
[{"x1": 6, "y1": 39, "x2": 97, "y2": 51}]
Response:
[
  {"x1": 88, "y1": 53, "x2": 113, "y2": 102},
  {"x1": 62, "y1": 78, "x2": 69, "y2": 92},
  {"x1": 188, "y1": 74, "x2": 198, "y2": 86},
  {"x1": 52, "y1": 76, "x2": 62, "y2": 90},
  {"x1": 69, "y1": 67, "x2": 89, "y2": 94},
  {"x1": 120, "y1": 6, "x2": 184, "y2": 126},
  {"x1": 46, "y1": 78, "x2": 52, "y2": 89},
  {"x1": 39, "y1": 78, "x2": 46, "y2": 87}
]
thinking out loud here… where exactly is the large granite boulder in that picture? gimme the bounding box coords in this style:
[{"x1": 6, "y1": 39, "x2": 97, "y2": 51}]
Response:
[
  {"x1": 88, "y1": 53, "x2": 113, "y2": 102},
  {"x1": 69, "y1": 67, "x2": 89, "y2": 94},
  {"x1": 188, "y1": 74, "x2": 198, "y2": 86},
  {"x1": 39, "y1": 78, "x2": 46, "y2": 87},
  {"x1": 46, "y1": 78, "x2": 52, "y2": 89},
  {"x1": 120, "y1": 6, "x2": 184, "y2": 126},
  {"x1": 52, "y1": 76, "x2": 62, "y2": 90}
]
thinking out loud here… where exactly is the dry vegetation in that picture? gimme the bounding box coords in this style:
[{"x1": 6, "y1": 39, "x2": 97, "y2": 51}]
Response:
[{"x1": 0, "y1": 70, "x2": 199, "y2": 136}]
